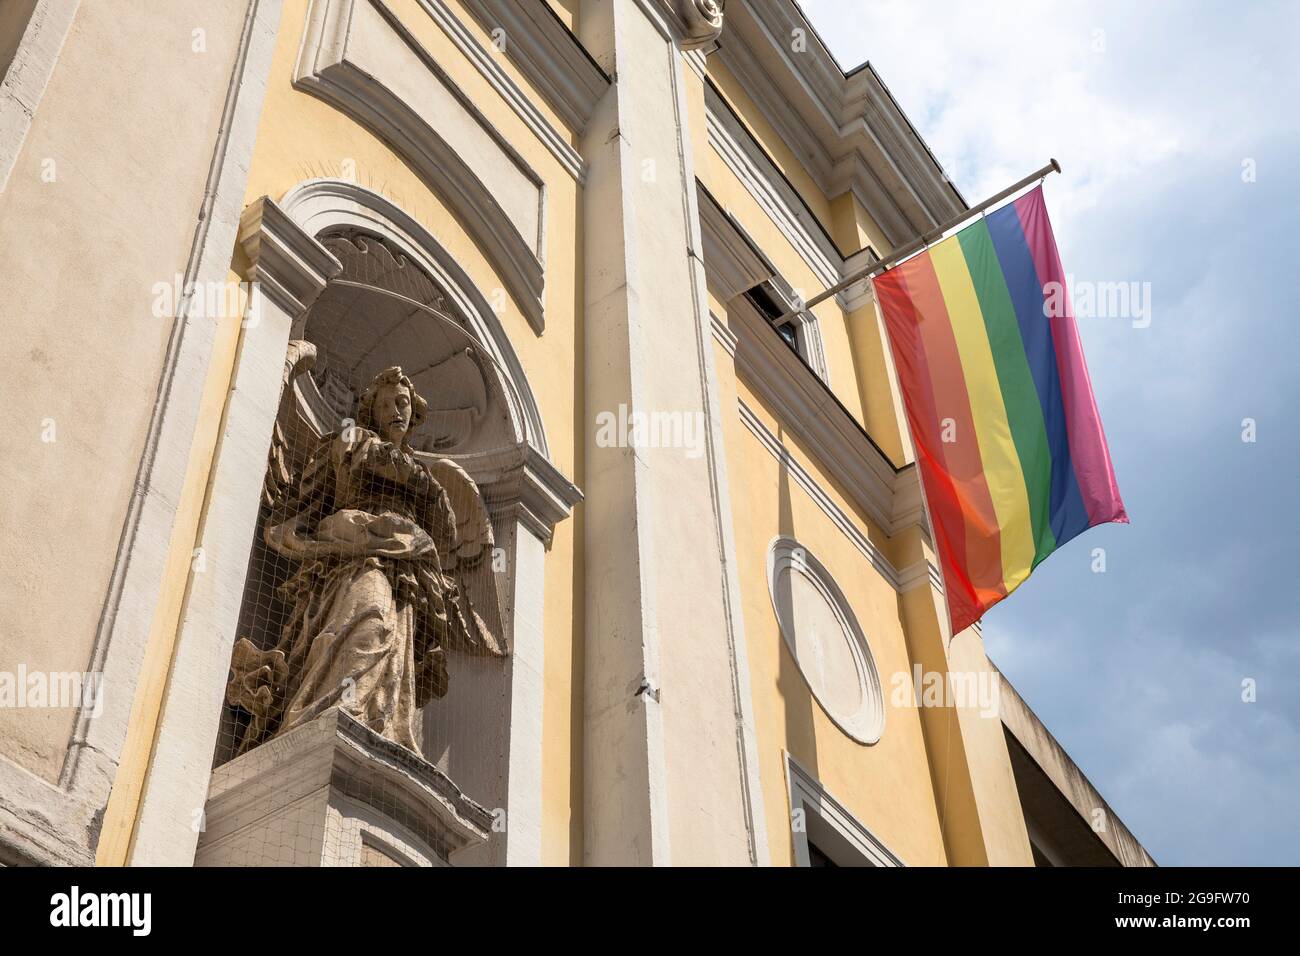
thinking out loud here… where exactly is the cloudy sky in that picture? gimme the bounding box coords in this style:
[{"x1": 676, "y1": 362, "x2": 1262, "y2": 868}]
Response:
[{"x1": 800, "y1": 0, "x2": 1300, "y2": 865}]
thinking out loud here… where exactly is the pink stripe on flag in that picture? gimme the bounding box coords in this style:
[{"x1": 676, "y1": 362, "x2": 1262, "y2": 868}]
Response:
[{"x1": 1014, "y1": 187, "x2": 1128, "y2": 525}]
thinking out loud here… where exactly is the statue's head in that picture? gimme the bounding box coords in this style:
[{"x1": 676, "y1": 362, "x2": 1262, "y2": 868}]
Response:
[{"x1": 358, "y1": 366, "x2": 428, "y2": 447}]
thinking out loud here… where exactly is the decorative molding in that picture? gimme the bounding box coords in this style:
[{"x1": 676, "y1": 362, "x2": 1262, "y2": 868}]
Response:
[
  {"x1": 713, "y1": 28, "x2": 911, "y2": 246},
  {"x1": 294, "y1": 0, "x2": 547, "y2": 332},
  {"x1": 0, "y1": 0, "x2": 80, "y2": 194},
  {"x1": 677, "y1": 0, "x2": 726, "y2": 50},
  {"x1": 841, "y1": 245, "x2": 878, "y2": 313},
  {"x1": 709, "y1": 310, "x2": 737, "y2": 356},
  {"x1": 681, "y1": 46, "x2": 709, "y2": 80},
  {"x1": 784, "y1": 752, "x2": 904, "y2": 866},
  {"x1": 696, "y1": 184, "x2": 829, "y2": 385},
  {"x1": 483, "y1": 444, "x2": 583, "y2": 548},
  {"x1": 629, "y1": 0, "x2": 727, "y2": 51},
  {"x1": 268, "y1": 177, "x2": 586, "y2": 535},
  {"x1": 730, "y1": 292, "x2": 902, "y2": 531},
  {"x1": 894, "y1": 553, "x2": 945, "y2": 594},
  {"x1": 713, "y1": 0, "x2": 966, "y2": 248},
  {"x1": 891, "y1": 463, "x2": 926, "y2": 532},
  {"x1": 768, "y1": 536, "x2": 884, "y2": 745},
  {"x1": 416, "y1": 0, "x2": 585, "y2": 182},
  {"x1": 277, "y1": 178, "x2": 553, "y2": 455},
  {"x1": 458, "y1": 0, "x2": 609, "y2": 134},
  {"x1": 704, "y1": 81, "x2": 841, "y2": 291},
  {"x1": 766, "y1": 270, "x2": 830, "y2": 386},
  {"x1": 237, "y1": 196, "x2": 342, "y2": 315},
  {"x1": 697, "y1": 185, "x2": 774, "y2": 302},
  {"x1": 739, "y1": 398, "x2": 938, "y2": 596}
]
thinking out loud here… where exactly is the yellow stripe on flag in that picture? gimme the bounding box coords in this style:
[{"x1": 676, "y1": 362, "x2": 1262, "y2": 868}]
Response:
[{"x1": 929, "y1": 236, "x2": 1037, "y2": 589}]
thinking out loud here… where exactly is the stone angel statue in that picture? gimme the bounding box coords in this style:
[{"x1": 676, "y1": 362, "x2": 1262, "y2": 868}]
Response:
[{"x1": 227, "y1": 362, "x2": 505, "y2": 756}]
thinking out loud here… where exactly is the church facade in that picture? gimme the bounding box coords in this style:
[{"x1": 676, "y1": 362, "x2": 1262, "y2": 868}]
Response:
[{"x1": 0, "y1": 0, "x2": 1152, "y2": 867}]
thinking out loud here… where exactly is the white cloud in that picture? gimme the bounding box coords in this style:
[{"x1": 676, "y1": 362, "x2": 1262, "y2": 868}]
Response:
[
  {"x1": 798, "y1": 0, "x2": 1300, "y2": 865},
  {"x1": 800, "y1": 0, "x2": 1294, "y2": 230}
]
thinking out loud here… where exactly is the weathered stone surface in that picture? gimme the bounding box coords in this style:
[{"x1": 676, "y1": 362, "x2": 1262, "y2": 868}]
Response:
[
  {"x1": 196, "y1": 706, "x2": 492, "y2": 867},
  {"x1": 227, "y1": 363, "x2": 506, "y2": 759}
]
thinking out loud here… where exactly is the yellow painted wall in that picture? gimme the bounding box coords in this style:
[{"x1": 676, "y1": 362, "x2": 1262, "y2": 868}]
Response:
[
  {"x1": 104, "y1": 0, "x2": 588, "y2": 864},
  {"x1": 96, "y1": 0, "x2": 1031, "y2": 868},
  {"x1": 241, "y1": 0, "x2": 587, "y2": 864},
  {"x1": 694, "y1": 50, "x2": 1029, "y2": 867},
  {"x1": 720, "y1": 367, "x2": 949, "y2": 865}
]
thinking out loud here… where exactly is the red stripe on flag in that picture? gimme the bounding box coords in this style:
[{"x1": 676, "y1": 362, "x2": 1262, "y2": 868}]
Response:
[
  {"x1": 875, "y1": 268, "x2": 981, "y2": 629},
  {"x1": 879, "y1": 254, "x2": 1007, "y2": 625}
]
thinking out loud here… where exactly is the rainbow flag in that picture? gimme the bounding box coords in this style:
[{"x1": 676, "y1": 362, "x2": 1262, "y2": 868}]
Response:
[{"x1": 874, "y1": 186, "x2": 1126, "y2": 634}]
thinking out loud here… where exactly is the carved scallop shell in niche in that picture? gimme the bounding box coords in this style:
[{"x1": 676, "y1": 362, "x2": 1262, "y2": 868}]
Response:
[{"x1": 767, "y1": 537, "x2": 884, "y2": 745}]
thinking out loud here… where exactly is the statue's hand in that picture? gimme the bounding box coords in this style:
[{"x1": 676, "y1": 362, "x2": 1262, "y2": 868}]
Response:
[{"x1": 410, "y1": 465, "x2": 432, "y2": 496}]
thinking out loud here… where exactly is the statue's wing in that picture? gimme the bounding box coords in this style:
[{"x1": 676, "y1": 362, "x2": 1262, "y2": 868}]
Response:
[
  {"x1": 262, "y1": 341, "x2": 347, "y2": 559},
  {"x1": 262, "y1": 340, "x2": 319, "y2": 511},
  {"x1": 424, "y1": 457, "x2": 506, "y2": 655},
  {"x1": 425, "y1": 457, "x2": 492, "y2": 563}
]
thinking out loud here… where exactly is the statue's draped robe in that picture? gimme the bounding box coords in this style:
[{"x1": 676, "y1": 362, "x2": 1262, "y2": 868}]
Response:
[{"x1": 244, "y1": 429, "x2": 502, "y2": 753}]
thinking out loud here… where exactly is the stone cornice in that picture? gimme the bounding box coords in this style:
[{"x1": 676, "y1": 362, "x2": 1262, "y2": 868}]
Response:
[
  {"x1": 480, "y1": 444, "x2": 584, "y2": 547},
  {"x1": 701, "y1": 92, "x2": 881, "y2": 317},
  {"x1": 458, "y1": 0, "x2": 610, "y2": 133},
  {"x1": 713, "y1": 0, "x2": 966, "y2": 248},
  {"x1": 697, "y1": 183, "x2": 775, "y2": 302},
  {"x1": 729, "y1": 292, "x2": 911, "y2": 535},
  {"x1": 237, "y1": 196, "x2": 342, "y2": 315},
  {"x1": 699, "y1": 190, "x2": 925, "y2": 536}
]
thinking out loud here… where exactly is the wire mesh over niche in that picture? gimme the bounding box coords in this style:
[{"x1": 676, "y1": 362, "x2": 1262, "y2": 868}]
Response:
[{"x1": 201, "y1": 229, "x2": 524, "y2": 867}]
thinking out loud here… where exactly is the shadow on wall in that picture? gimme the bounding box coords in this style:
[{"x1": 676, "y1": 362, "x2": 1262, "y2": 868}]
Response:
[{"x1": 775, "y1": 424, "x2": 819, "y2": 782}]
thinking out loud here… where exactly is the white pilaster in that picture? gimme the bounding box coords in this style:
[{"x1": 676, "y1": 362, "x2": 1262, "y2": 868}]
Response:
[
  {"x1": 421, "y1": 447, "x2": 580, "y2": 867},
  {"x1": 129, "y1": 197, "x2": 341, "y2": 865},
  {"x1": 579, "y1": 0, "x2": 763, "y2": 866}
]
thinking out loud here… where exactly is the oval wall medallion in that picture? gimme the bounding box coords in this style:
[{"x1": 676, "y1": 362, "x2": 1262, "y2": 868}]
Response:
[{"x1": 767, "y1": 536, "x2": 884, "y2": 745}]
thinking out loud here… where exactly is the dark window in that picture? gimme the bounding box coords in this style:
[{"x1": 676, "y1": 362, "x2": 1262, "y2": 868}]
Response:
[
  {"x1": 744, "y1": 282, "x2": 799, "y2": 355},
  {"x1": 807, "y1": 840, "x2": 839, "y2": 867}
]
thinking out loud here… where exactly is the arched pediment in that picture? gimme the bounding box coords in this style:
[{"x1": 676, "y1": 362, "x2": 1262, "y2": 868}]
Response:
[
  {"x1": 293, "y1": 0, "x2": 546, "y2": 331},
  {"x1": 279, "y1": 179, "x2": 549, "y2": 463}
]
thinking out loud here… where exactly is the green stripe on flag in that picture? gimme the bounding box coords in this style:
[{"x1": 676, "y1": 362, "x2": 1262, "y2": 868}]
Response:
[{"x1": 958, "y1": 219, "x2": 1058, "y2": 565}]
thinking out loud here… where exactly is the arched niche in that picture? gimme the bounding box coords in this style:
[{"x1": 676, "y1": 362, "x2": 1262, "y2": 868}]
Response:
[
  {"x1": 134, "y1": 181, "x2": 579, "y2": 868},
  {"x1": 279, "y1": 178, "x2": 549, "y2": 460}
]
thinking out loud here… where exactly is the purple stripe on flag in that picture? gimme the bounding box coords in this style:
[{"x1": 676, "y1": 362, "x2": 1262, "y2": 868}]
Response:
[{"x1": 1014, "y1": 187, "x2": 1128, "y2": 526}]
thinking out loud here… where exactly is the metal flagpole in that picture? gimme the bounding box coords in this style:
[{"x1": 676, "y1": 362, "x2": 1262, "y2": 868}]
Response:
[{"x1": 773, "y1": 158, "x2": 1061, "y2": 328}]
